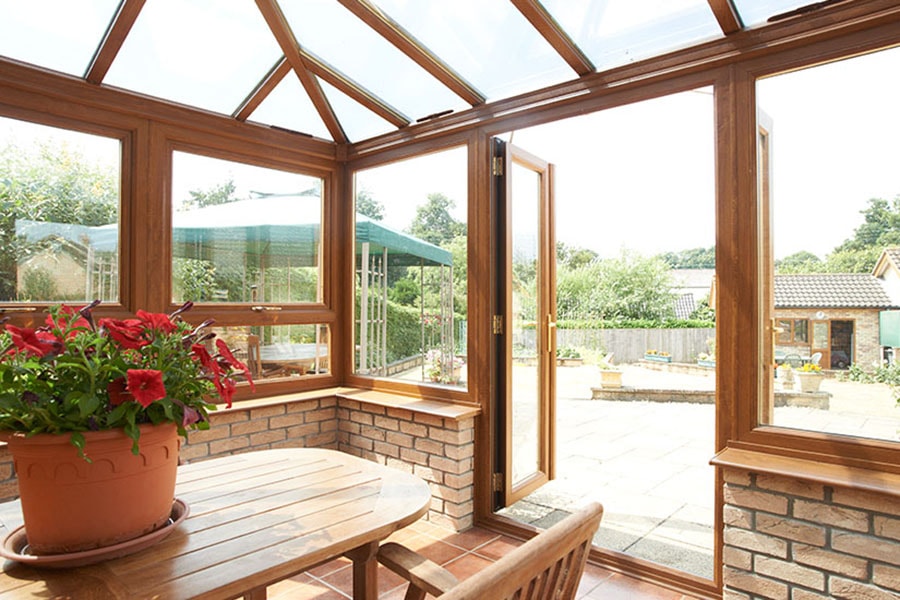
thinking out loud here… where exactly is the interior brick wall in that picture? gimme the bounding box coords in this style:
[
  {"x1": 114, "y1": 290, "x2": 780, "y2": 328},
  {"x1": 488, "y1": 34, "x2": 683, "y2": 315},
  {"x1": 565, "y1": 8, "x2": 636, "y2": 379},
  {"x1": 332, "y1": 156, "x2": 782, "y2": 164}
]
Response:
[
  {"x1": 722, "y1": 467, "x2": 900, "y2": 600},
  {"x1": 0, "y1": 392, "x2": 477, "y2": 532}
]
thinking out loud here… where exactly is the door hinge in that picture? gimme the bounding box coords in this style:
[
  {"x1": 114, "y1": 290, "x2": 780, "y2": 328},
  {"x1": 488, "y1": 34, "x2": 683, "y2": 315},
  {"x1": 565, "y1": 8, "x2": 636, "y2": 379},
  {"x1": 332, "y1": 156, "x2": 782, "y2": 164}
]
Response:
[
  {"x1": 492, "y1": 473, "x2": 503, "y2": 492},
  {"x1": 492, "y1": 156, "x2": 504, "y2": 176},
  {"x1": 492, "y1": 315, "x2": 503, "y2": 335}
]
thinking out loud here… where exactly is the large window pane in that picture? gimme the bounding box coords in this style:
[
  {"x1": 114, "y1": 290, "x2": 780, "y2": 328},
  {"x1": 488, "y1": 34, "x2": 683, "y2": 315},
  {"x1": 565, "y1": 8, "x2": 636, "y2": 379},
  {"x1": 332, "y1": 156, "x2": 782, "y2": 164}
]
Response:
[
  {"x1": 758, "y1": 46, "x2": 900, "y2": 442},
  {"x1": 0, "y1": 116, "x2": 121, "y2": 303},
  {"x1": 171, "y1": 152, "x2": 323, "y2": 304},
  {"x1": 353, "y1": 148, "x2": 467, "y2": 388}
]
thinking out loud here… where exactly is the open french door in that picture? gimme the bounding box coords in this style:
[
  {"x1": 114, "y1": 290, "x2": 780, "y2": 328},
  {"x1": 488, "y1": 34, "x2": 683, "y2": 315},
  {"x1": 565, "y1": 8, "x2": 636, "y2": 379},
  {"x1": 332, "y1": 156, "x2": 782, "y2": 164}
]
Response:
[{"x1": 492, "y1": 138, "x2": 556, "y2": 510}]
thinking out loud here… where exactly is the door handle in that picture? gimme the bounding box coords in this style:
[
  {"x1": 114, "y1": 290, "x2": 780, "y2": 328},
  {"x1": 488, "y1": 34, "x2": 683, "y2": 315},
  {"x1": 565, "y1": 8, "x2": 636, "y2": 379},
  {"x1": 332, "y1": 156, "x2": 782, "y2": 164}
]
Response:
[{"x1": 547, "y1": 317, "x2": 556, "y2": 353}]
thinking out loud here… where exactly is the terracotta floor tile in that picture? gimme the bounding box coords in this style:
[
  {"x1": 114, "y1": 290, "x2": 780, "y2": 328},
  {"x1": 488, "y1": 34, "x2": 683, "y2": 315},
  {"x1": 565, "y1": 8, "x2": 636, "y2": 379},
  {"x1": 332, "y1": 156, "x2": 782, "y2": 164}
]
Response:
[
  {"x1": 265, "y1": 573, "x2": 348, "y2": 600},
  {"x1": 470, "y1": 534, "x2": 525, "y2": 561},
  {"x1": 306, "y1": 556, "x2": 352, "y2": 578},
  {"x1": 425, "y1": 525, "x2": 502, "y2": 551},
  {"x1": 576, "y1": 563, "x2": 615, "y2": 597},
  {"x1": 319, "y1": 561, "x2": 409, "y2": 597},
  {"x1": 583, "y1": 572, "x2": 687, "y2": 599},
  {"x1": 441, "y1": 552, "x2": 495, "y2": 581},
  {"x1": 397, "y1": 533, "x2": 468, "y2": 566}
]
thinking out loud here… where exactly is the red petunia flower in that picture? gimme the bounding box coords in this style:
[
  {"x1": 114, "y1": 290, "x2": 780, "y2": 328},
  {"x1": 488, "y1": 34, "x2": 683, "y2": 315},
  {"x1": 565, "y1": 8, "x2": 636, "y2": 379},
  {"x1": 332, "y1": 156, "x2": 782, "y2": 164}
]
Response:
[
  {"x1": 5, "y1": 325, "x2": 60, "y2": 357},
  {"x1": 191, "y1": 343, "x2": 217, "y2": 371},
  {"x1": 99, "y1": 318, "x2": 148, "y2": 350},
  {"x1": 215, "y1": 339, "x2": 255, "y2": 391},
  {"x1": 45, "y1": 305, "x2": 91, "y2": 339},
  {"x1": 126, "y1": 369, "x2": 166, "y2": 408},
  {"x1": 107, "y1": 377, "x2": 133, "y2": 406},
  {"x1": 136, "y1": 310, "x2": 177, "y2": 334}
]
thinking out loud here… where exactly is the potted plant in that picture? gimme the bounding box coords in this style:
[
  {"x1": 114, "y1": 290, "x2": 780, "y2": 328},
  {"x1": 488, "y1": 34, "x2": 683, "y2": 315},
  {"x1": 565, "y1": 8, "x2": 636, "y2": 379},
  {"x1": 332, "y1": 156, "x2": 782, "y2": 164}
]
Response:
[
  {"x1": 643, "y1": 349, "x2": 672, "y2": 363},
  {"x1": 556, "y1": 346, "x2": 584, "y2": 366},
  {"x1": 796, "y1": 362, "x2": 824, "y2": 393},
  {"x1": 424, "y1": 349, "x2": 465, "y2": 384},
  {"x1": 597, "y1": 356, "x2": 623, "y2": 389},
  {"x1": 0, "y1": 300, "x2": 252, "y2": 556}
]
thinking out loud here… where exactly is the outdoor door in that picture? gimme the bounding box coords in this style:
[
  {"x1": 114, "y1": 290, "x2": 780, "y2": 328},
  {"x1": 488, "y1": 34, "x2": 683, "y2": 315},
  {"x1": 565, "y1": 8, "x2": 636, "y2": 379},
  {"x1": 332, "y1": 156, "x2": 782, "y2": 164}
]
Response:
[{"x1": 492, "y1": 138, "x2": 556, "y2": 510}]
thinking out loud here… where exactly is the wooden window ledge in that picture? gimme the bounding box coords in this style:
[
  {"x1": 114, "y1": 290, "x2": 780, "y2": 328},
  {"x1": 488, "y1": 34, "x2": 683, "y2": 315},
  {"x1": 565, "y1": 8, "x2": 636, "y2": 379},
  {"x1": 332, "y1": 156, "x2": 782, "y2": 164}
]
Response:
[{"x1": 712, "y1": 446, "x2": 900, "y2": 499}]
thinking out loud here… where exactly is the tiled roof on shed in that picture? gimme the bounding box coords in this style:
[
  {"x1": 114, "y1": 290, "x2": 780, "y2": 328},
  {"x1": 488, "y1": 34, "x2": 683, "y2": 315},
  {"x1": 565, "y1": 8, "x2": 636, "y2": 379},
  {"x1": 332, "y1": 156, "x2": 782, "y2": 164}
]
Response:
[
  {"x1": 877, "y1": 247, "x2": 900, "y2": 274},
  {"x1": 775, "y1": 273, "x2": 897, "y2": 308}
]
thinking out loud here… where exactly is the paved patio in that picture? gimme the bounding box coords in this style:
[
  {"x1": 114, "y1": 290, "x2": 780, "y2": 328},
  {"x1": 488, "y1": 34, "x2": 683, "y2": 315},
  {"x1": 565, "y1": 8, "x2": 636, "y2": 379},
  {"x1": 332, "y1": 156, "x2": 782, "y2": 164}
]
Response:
[{"x1": 500, "y1": 363, "x2": 900, "y2": 580}]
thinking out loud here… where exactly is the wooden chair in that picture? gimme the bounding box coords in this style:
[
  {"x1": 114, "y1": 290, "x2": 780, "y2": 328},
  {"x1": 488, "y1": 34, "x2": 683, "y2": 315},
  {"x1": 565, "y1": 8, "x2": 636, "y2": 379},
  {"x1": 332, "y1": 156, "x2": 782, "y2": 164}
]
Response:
[{"x1": 377, "y1": 501, "x2": 603, "y2": 600}]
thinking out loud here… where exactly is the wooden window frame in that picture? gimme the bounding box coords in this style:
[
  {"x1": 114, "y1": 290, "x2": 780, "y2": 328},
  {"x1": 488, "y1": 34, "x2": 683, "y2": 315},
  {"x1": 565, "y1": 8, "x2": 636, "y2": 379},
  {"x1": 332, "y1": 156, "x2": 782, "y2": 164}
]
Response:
[{"x1": 724, "y1": 29, "x2": 900, "y2": 475}]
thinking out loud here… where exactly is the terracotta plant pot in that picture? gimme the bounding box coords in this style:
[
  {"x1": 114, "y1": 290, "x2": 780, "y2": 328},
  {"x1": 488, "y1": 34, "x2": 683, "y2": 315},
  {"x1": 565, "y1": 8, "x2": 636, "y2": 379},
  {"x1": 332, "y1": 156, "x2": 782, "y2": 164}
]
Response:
[{"x1": 6, "y1": 422, "x2": 179, "y2": 555}]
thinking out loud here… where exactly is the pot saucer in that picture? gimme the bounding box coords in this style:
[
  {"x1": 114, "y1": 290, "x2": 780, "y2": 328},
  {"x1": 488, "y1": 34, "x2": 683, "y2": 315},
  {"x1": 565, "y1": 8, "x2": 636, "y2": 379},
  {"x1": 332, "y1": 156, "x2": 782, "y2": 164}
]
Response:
[{"x1": 0, "y1": 498, "x2": 189, "y2": 569}]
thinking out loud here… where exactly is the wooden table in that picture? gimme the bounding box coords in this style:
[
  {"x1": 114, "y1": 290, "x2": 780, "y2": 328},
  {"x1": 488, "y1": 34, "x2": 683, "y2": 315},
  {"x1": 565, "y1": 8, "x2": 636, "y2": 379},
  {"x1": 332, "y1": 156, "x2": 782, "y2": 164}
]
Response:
[{"x1": 0, "y1": 448, "x2": 431, "y2": 599}]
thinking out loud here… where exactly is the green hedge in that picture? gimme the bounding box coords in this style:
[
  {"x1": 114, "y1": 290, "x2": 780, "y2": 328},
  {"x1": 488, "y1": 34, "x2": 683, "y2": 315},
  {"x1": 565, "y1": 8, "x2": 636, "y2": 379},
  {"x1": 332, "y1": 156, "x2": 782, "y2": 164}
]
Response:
[{"x1": 556, "y1": 318, "x2": 716, "y2": 330}]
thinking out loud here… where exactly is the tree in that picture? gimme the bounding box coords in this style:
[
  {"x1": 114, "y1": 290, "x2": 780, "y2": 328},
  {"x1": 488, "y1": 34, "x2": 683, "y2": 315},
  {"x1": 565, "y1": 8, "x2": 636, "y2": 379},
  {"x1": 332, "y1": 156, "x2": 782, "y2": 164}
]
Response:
[
  {"x1": 557, "y1": 242, "x2": 598, "y2": 270},
  {"x1": 408, "y1": 193, "x2": 465, "y2": 246},
  {"x1": 179, "y1": 179, "x2": 238, "y2": 211},
  {"x1": 356, "y1": 188, "x2": 384, "y2": 221},
  {"x1": 775, "y1": 250, "x2": 823, "y2": 274},
  {"x1": 659, "y1": 246, "x2": 715, "y2": 269},
  {"x1": 557, "y1": 249, "x2": 676, "y2": 321}
]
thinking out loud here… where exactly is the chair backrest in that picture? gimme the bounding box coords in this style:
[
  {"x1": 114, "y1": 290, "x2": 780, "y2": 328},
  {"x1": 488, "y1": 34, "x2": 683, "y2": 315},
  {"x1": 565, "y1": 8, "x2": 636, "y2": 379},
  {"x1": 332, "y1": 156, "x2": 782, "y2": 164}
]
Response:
[
  {"x1": 784, "y1": 353, "x2": 803, "y2": 368},
  {"x1": 441, "y1": 502, "x2": 603, "y2": 600},
  {"x1": 810, "y1": 352, "x2": 822, "y2": 366}
]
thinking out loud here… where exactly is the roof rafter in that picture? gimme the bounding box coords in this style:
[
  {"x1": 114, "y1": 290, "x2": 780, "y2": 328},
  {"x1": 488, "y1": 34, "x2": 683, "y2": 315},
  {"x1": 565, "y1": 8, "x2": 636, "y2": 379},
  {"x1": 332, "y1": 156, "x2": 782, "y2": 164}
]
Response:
[
  {"x1": 509, "y1": 0, "x2": 594, "y2": 77},
  {"x1": 707, "y1": 0, "x2": 743, "y2": 34},
  {"x1": 255, "y1": 0, "x2": 347, "y2": 143},
  {"x1": 236, "y1": 52, "x2": 410, "y2": 129},
  {"x1": 85, "y1": 0, "x2": 146, "y2": 84},
  {"x1": 335, "y1": 0, "x2": 486, "y2": 107}
]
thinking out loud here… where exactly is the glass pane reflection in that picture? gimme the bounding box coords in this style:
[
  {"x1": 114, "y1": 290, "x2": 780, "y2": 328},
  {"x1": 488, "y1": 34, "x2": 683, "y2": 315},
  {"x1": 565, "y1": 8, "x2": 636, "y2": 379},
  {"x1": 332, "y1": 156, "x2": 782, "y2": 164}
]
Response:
[
  {"x1": 0, "y1": 0, "x2": 118, "y2": 76},
  {"x1": 540, "y1": 0, "x2": 722, "y2": 72},
  {"x1": 210, "y1": 323, "x2": 330, "y2": 385},
  {"x1": 0, "y1": 116, "x2": 121, "y2": 303},
  {"x1": 171, "y1": 152, "x2": 323, "y2": 304}
]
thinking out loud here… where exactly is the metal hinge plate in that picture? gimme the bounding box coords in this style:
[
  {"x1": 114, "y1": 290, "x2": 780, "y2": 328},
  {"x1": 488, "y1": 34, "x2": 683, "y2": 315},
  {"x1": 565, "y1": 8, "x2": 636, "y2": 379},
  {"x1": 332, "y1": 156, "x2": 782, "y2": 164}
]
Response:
[
  {"x1": 492, "y1": 473, "x2": 503, "y2": 492},
  {"x1": 492, "y1": 156, "x2": 504, "y2": 176},
  {"x1": 492, "y1": 315, "x2": 503, "y2": 335}
]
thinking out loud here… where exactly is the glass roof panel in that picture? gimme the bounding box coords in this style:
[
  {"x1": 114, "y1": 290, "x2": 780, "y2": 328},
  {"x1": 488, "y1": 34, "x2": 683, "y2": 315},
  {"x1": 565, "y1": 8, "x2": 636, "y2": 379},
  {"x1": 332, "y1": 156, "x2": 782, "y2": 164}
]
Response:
[
  {"x1": 373, "y1": 0, "x2": 575, "y2": 102},
  {"x1": 320, "y1": 81, "x2": 396, "y2": 143},
  {"x1": 540, "y1": 0, "x2": 723, "y2": 72},
  {"x1": 731, "y1": 0, "x2": 818, "y2": 27},
  {"x1": 279, "y1": 0, "x2": 468, "y2": 122},
  {"x1": 104, "y1": 0, "x2": 281, "y2": 115},
  {"x1": 249, "y1": 74, "x2": 333, "y2": 142},
  {"x1": 0, "y1": 0, "x2": 119, "y2": 76}
]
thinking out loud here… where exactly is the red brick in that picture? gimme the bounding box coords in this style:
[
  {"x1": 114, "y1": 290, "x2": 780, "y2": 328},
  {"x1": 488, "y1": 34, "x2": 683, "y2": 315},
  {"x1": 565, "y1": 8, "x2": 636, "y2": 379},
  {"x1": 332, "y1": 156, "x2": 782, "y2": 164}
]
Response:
[
  {"x1": 873, "y1": 564, "x2": 900, "y2": 592},
  {"x1": 723, "y1": 546, "x2": 752, "y2": 570},
  {"x1": 725, "y1": 485, "x2": 789, "y2": 515},
  {"x1": 399, "y1": 447, "x2": 428, "y2": 466},
  {"x1": 444, "y1": 443, "x2": 474, "y2": 461},
  {"x1": 305, "y1": 408, "x2": 336, "y2": 423},
  {"x1": 724, "y1": 506, "x2": 753, "y2": 529},
  {"x1": 413, "y1": 413, "x2": 444, "y2": 427},
  {"x1": 372, "y1": 440, "x2": 400, "y2": 459},
  {"x1": 793, "y1": 543, "x2": 868, "y2": 580},
  {"x1": 832, "y1": 531, "x2": 900, "y2": 563},
  {"x1": 724, "y1": 528, "x2": 788, "y2": 558},
  {"x1": 179, "y1": 443, "x2": 209, "y2": 462},
  {"x1": 874, "y1": 515, "x2": 900, "y2": 542},
  {"x1": 792, "y1": 590, "x2": 829, "y2": 600},
  {"x1": 285, "y1": 400, "x2": 318, "y2": 413},
  {"x1": 756, "y1": 474, "x2": 824, "y2": 500},
  {"x1": 755, "y1": 555, "x2": 825, "y2": 590},
  {"x1": 287, "y1": 423, "x2": 321, "y2": 439},
  {"x1": 723, "y1": 469, "x2": 752, "y2": 486},
  {"x1": 208, "y1": 410, "x2": 250, "y2": 425},
  {"x1": 350, "y1": 412, "x2": 374, "y2": 426},
  {"x1": 832, "y1": 488, "x2": 899, "y2": 515},
  {"x1": 230, "y1": 419, "x2": 270, "y2": 436},
  {"x1": 756, "y1": 513, "x2": 826, "y2": 546},
  {"x1": 210, "y1": 436, "x2": 250, "y2": 454},
  {"x1": 385, "y1": 431, "x2": 414, "y2": 448},
  {"x1": 250, "y1": 405, "x2": 286, "y2": 419},
  {"x1": 724, "y1": 566, "x2": 789, "y2": 600},
  {"x1": 398, "y1": 421, "x2": 428, "y2": 437},
  {"x1": 373, "y1": 415, "x2": 400, "y2": 431},
  {"x1": 793, "y1": 499, "x2": 868, "y2": 533},
  {"x1": 359, "y1": 425, "x2": 386, "y2": 442},
  {"x1": 414, "y1": 437, "x2": 444, "y2": 456},
  {"x1": 250, "y1": 429, "x2": 287, "y2": 446},
  {"x1": 830, "y1": 577, "x2": 899, "y2": 600}
]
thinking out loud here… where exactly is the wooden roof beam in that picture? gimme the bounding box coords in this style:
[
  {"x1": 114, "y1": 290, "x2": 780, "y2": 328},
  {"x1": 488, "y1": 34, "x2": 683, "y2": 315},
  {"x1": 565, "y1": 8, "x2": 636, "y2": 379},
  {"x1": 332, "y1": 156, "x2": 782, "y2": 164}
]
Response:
[
  {"x1": 85, "y1": 0, "x2": 146, "y2": 84},
  {"x1": 510, "y1": 0, "x2": 595, "y2": 77},
  {"x1": 255, "y1": 0, "x2": 347, "y2": 143},
  {"x1": 707, "y1": 0, "x2": 743, "y2": 34},
  {"x1": 335, "y1": 0, "x2": 486, "y2": 107},
  {"x1": 236, "y1": 53, "x2": 410, "y2": 129}
]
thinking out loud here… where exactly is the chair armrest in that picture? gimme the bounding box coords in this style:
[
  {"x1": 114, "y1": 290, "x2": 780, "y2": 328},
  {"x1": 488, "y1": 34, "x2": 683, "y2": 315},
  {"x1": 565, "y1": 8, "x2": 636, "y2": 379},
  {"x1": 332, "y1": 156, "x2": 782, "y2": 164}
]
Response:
[{"x1": 377, "y1": 542, "x2": 459, "y2": 597}]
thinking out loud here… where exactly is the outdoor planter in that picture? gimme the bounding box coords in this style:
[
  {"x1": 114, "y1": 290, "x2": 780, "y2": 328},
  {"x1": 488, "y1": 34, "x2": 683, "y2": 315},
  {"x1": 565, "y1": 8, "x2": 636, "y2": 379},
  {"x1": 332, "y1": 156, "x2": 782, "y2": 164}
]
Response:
[
  {"x1": 797, "y1": 372, "x2": 824, "y2": 393},
  {"x1": 599, "y1": 369, "x2": 623, "y2": 389},
  {"x1": 643, "y1": 354, "x2": 672, "y2": 363},
  {"x1": 697, "y1": 359, "x2": 716, "y2": 368}
]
